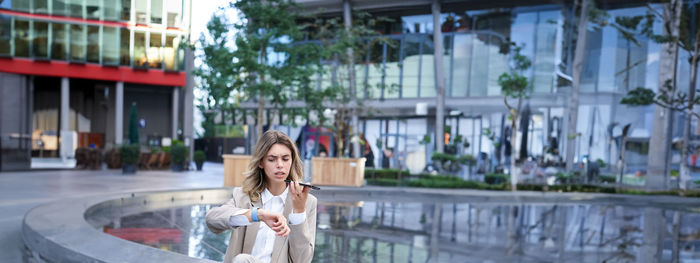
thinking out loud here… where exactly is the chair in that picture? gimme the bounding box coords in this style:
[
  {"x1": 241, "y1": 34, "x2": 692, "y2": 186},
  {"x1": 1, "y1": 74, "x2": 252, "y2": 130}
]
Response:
[
  {"x1": 159, "y1": 152, "x2": 171, "y2": 169},
  {"x1": 146, "y1": 152, "x2": 161, "y2": 170}
]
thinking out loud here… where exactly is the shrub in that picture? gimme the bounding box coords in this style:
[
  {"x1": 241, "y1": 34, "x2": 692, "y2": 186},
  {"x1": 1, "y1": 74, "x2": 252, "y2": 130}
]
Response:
[
  {"x1": 366, "y1": 178, "x2": 400, "y2": 186},
  {"x1": 364, "y1": 168, "x2": 409, "y2": 179},
  {"x1": 485, "y1": 173, "x2": 509, "y2": 184},
  {"x1": 599, "y1": 174, "x2": 616, "y2": 183},
  {"x1": 171, "y1": 145, "x2": 187, "y2": 164},
  {"x1": 194, "y1": 150, "x2": 206, "y2": 163},
  {"x1": 119, "y1": 144, "x2": 140, "y2": 165}
]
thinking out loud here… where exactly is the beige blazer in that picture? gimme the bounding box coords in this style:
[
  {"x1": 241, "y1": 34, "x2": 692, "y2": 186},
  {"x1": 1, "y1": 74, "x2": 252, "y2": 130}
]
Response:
[{"x1": 206, "y1": 187, "x2": 317, "y2": 263}]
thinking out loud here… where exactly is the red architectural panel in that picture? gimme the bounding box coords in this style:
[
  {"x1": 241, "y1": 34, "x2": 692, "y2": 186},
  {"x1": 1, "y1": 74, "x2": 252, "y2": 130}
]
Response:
[{"x1": 0, "y1": 58, "x2": 186, "y2": 86}]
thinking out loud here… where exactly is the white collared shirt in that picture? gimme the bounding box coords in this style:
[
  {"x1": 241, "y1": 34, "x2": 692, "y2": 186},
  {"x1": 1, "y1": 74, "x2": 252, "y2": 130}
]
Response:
[{"x1": 228, "y1": 187, "x2": 306, "y2": 263}]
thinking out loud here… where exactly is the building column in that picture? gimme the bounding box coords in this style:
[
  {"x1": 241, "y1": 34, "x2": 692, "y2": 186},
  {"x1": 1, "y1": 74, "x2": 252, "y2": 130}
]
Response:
[
  {"x1": 60, "y1": 77, "x2": 72, "y2": 160},
  {"x1": 115, "y1": 81, "x2": 124, "y2": 145},
  {"x1": 183, "y1": 48, "x2": 195, "y2": 161},
  {"x1": 172, "y1": 86, "x2": 179, "y2": 139}
]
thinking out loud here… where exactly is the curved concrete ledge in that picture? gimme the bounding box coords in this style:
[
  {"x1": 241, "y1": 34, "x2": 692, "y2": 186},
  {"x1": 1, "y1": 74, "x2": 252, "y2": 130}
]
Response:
[
  {"x1": 22, "y1": 186, "x2": 700, "y2": 263},
  {"x1": 23, "y1": 188, "x2": 233, "y2": 263}
]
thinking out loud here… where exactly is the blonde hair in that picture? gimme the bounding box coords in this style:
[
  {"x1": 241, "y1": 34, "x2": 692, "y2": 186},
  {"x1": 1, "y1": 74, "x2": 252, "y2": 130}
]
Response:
[{"x1": 242, "y1": 130, "x2": 303, "y2": 202}]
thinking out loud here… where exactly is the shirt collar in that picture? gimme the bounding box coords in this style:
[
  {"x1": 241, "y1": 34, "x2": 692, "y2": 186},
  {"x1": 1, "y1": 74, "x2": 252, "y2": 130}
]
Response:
[{"x1": 262, "y1": 186, "x2": 288, "y2": 204}]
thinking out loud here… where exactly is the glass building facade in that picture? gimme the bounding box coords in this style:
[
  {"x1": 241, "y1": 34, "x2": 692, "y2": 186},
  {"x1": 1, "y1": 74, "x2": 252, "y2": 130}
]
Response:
[
  {"x1": 249, "y1": 1, "x2": 697, "y2": 174},
  {"x1": 0, "y1": 0, "x2": 186, "y2": 71}
]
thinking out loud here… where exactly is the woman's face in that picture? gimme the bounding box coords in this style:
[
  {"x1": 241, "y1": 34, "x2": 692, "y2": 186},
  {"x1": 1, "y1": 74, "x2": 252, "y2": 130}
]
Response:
[{"x1": 259, "y1": 143, "x2": 292, "y2": 184}]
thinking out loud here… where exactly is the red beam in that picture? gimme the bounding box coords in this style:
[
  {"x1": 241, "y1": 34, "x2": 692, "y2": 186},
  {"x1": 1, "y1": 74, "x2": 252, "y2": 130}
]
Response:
[{"x1": 0, "y1": 58, "x2": 186, "y2": 86}]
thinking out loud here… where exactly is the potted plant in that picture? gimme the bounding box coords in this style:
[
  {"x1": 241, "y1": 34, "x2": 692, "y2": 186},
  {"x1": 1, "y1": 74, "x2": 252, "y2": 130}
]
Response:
[
  {"x1": 194, "y1": 150, "x2": 206, "y2": 171},
  {"x1": 171, "y1": 144, "x2": 187, "y2": 172},
  {"x1": 120, "y1": 144, "x2": 139, "y2": 174}
]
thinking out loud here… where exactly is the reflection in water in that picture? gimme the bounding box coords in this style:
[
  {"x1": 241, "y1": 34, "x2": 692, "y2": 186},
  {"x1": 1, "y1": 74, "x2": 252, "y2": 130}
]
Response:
[{"x1": 102, "y1": 202, "x2": 700, "y2": 262}]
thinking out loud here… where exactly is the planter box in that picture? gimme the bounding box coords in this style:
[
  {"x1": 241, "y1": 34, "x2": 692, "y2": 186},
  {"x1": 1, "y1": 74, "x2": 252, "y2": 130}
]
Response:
[
  {"x1": 222, "y1": 154, "x2": 252, "y2": 187},
  {"x1": 312, "y1": 157, "x2": 366, "y2": 187}
]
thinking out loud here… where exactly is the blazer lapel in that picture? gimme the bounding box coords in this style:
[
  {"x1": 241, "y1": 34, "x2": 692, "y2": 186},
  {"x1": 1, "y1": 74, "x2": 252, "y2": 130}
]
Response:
[
  {"x1": 242, "y1": 198, "x2": 262, "y2": 254},
  {"x1": 270, "y1": 193, "x2": 293, "y2": 262}
]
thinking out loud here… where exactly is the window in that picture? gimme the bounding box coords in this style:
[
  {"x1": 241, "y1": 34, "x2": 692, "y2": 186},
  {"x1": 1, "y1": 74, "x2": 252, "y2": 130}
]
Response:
[
  {"x1": 148, "y1": 32, "x2": 162, "y2": 68},
  {"x1": 33, "y1": 21, "x2": 49, "y2": 58},
  {"x1": 150, "y1": 0, "x2": 162, "y2": 24},
  {"x1": 70, "y1": 24, "x2": 85, "y2": 61},
  {"x1": 12, "y1": 0, "x2": 29, "y2": 12},
  {"x1": 86, "y1": 25, "x2": 99, "y2": 63},
  {"x1": 14, "y1": 19, "x2": 30, "y2": 57},
  {"x1": 120, "y1": 0, "x2": 131, "y2": 21},
  {"x1": 69, "y1": 0, "x2": 83, "y2": 18},
  {"x1": 33, "y1": 0, "x2": 48, "y2": 14},
  {"x1": 0, "y1": 15, "x2": 10, "y2": 55},
  {"x1": 102, "y1": 26, "x2": 119, "y2": 65},
  {"x1": 164, "y1": 34, "x2": 178, "y2": 70},
  {"x1": 86, "y1": 0, "x2": 100, "y2": 19},
  {"x1": 52, "y1": 0, "x2": 68, "y2": 16},
  {"x1": 135, "y1": 0, "x2": 146, "y2": 24},
  {"x1": 133, "y1": 31, "x2": 146, "y2": 67},
  {"x1": 119, "y1": 28, "x2": 130, "y2": 65},
  {"x1": 51, "y1": 23, "x2": 67, "y2": 60},
  {"x1": 166, "y1": 0, "x2": 182, "y2": 28},
  {"x1": 104, "y1": 0, "x2": 120, "y2": 20}
]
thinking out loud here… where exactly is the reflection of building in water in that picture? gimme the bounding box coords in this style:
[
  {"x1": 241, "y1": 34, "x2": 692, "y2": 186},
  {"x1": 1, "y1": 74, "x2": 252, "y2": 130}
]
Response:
[
  {"x1": 313, "y1": 202, "x2": 700, "y2": 262},
  {"x1": 102, "y1": 206, "x2": 194, "y2": 258},
  {"x1": 97, "y1": 202, "x2": 700, "y2": 262}
]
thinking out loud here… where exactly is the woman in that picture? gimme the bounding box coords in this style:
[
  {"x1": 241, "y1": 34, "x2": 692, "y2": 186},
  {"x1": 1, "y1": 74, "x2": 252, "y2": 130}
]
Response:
[{"x1": 206, "y1": 130, "x2": 317, "y2": 263}]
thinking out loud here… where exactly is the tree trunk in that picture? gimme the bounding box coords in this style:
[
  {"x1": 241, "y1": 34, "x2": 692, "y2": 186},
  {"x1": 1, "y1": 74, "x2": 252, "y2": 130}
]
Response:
[
  {"x1": 344, "y1": 0, "x2": 361, "y2": 159},
  {"x1": 647, "y1": 0, "x2": 682, "y2": 190},
  {"x1": 432, "y1": 0, "x2": 446, "y2": 154},
  {"x1": 680, "y1": 31, "x2": 699, "y2": 190},
  {"x1": 510, "y1": 99, "x2": 522, "y2": 190},
  {"x1": 565, "y1": 0, "x2": 590, "y2": 172}
]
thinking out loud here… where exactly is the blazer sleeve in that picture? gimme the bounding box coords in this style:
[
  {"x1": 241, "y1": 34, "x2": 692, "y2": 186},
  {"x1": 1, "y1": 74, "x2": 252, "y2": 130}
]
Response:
[
  {"x1": 206, "y1": 188, "x2": 249, "y2": 234},
  {"x1": 288, "y1": 195, "x2": 317, "y2": 263}
]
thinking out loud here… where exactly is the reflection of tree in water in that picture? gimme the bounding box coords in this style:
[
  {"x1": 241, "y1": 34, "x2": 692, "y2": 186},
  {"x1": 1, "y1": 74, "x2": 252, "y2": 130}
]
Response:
[
  {"x1": 599, "y1": 209, "x2": 642, "y2": 263},
  {"x1": 189, "y1": 204, "x2": 228, "y2": 262}
]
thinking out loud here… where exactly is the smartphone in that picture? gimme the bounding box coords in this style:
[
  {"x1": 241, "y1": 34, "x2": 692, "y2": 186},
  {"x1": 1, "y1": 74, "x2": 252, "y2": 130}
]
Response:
[{"x1": 284, "y1": 179, "x2": 321, "y2": 190}]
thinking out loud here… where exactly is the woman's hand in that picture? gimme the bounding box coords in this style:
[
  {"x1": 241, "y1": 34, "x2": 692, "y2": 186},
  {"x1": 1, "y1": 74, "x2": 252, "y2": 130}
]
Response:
[
  {"x1": 258, "y1": 210, "x2": 290, "y2": 237},
  {"x1": 290, "y1": 181, "x2": 310, "y2": 213}
]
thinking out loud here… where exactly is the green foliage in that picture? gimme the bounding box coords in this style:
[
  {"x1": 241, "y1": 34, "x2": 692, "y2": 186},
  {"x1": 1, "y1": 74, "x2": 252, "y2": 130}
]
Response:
[
  {"x1": 366, "y1": 178, "x2": 400, "y2": 186},
  {"x1": 364, "y1": 168, "x2": 409, "y2": 180},
  {"x1": 119, "y1": 144, "x2": 140, "y2": 165},
  {"x1": 171, "y1": 145, "x2": 187, "y2": 165},
  {"x1": 194, "y1": 150, "x2": 206, "y2": 163},
  {"x1": 485, "y1": 173, "x2": 509, "y2": 184},
  {"x1": 419, "y1": 134, "x2": 431, "y2": 145},
  {"x1": 599, "y1": 174, "x2": 616, "y2": 183},
  {"x1": 498, "y1": 72, "x2": 532, "y2": 99},
  {"x1": 620, "y1": 87, "x2": 656, "y2": 105},
  {"x1": 595, "y1": 158, "x2": 606, "y2": 168}
]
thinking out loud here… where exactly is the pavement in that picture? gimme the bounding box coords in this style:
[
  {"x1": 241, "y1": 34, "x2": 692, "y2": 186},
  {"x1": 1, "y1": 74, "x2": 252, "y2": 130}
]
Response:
[{"x1": 0, "y1": 162, "x2": 225, "y2": 263}]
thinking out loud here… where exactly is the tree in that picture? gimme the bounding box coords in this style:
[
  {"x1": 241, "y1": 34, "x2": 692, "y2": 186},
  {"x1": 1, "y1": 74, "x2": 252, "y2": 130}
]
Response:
[
  {"x1": 300, "y1": 12, "x2": 393, "y2": 157},
  {"x1": 195, "y1": 11, "x2": 236, "y2": 138},
  {"x1": 565, "y1": 0, "x2": 592, "y2": 173},
  {"x1": 498, "y1": 43, "x2": 533, "y2": 190},
  {"x1": 616, "y1": 0, "x2": 694, "y2": 190},
  {"x1": 127, "y1": 102, "x2": 139, "y2": 145},
  {"x1": 231, "y1": 0, "x2": 314, "y2": 143}
]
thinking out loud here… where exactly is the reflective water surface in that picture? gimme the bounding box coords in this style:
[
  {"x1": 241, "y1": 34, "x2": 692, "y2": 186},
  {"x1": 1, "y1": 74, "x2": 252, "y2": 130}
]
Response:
[{"x1": 101, "y1": 201, "x2": 700, "y2": 262}]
